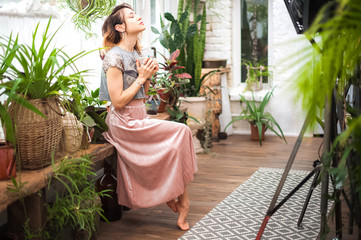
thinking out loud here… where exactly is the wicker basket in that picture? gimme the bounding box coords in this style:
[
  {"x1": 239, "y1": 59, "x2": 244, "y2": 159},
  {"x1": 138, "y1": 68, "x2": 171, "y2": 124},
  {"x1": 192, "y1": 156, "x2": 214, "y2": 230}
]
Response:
[{"x1": 8, "y1": 98, "x2": 63, "y2": 170}]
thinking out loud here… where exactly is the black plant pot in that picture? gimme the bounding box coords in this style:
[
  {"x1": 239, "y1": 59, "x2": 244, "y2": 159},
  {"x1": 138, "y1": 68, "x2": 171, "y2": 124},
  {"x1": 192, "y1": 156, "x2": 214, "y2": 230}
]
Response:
[{"x1": 0, "y1": 232, "x2": 18, "y2": 240}]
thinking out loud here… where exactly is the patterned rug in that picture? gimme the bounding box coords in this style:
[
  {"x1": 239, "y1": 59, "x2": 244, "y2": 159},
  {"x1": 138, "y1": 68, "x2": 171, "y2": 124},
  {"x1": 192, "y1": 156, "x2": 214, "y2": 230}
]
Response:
[{"x1": 179, "y1": 167, "x2": 333, "y2": 240}]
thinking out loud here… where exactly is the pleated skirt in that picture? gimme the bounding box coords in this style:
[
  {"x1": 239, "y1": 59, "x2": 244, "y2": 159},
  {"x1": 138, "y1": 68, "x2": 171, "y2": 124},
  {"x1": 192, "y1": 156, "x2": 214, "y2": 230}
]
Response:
[{"x1": 103, "y1": 101, "x2": 198, "y2": 209}]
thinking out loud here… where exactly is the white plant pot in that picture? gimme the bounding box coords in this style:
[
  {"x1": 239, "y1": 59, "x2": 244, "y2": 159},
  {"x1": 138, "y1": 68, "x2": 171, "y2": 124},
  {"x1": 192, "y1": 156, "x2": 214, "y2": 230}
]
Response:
[
  {"x1": 179, "y1": 96, "x2": 207, "y2": 131},
  {"x1": 179, "y1": 96, "x2": 207, "y2": 153}
]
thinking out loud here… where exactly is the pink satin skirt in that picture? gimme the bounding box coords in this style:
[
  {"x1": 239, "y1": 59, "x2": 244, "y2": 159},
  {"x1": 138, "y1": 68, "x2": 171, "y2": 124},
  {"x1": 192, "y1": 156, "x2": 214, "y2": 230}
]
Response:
[{"x1": 103, "y1": 101, "x2": 198, "y2": 209}]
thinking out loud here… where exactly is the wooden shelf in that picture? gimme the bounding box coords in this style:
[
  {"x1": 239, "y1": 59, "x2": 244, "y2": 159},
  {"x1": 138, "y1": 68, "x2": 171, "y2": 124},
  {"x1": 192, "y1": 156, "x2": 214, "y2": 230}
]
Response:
[
  {"x1": 0, "y1": 111, "x2": 171, "y2": 213},
  {"x1": 0, "y1": 143, "x2": 116, "y2": 213}
]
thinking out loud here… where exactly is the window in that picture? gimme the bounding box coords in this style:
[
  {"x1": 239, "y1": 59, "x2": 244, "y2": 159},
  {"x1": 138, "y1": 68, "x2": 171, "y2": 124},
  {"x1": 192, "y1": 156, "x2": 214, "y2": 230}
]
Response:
[{"x1": 241, "y1": 0, "x2": 268, "y2": 82}]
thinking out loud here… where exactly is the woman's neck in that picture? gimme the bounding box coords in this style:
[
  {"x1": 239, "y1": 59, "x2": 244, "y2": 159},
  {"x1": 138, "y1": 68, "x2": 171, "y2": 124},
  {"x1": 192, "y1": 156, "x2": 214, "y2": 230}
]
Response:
[{"x1": 117, "y1": 34, "x2": 138, "y2": 52}]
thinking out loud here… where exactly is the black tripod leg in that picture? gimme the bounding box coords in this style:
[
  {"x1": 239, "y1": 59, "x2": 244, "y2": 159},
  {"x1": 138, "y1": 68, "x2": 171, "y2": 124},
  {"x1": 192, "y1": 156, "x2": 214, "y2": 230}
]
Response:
[{"x1": 297, "y1": 167, "x2": 321, "y2": 228}]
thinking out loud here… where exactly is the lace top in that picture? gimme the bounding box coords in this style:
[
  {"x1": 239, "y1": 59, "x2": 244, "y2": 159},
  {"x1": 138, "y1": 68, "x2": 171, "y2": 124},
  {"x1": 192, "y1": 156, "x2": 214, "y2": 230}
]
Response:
[{"x1": 99, "y1": 46, "x2": 145, "y2": 101}]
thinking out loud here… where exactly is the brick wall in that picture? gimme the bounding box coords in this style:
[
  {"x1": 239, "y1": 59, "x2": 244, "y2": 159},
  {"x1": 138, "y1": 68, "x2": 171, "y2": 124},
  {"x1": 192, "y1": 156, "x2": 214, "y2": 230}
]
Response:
[{"x1": 204, "y1": 0, "x2": 233, "y2": 65}]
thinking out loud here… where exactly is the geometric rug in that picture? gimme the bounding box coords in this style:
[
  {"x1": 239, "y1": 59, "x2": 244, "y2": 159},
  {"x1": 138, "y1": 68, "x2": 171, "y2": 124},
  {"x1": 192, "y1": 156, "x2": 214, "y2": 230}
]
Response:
[{"x1": 179, "y1": 167, "x2": 333, "y2": 240}]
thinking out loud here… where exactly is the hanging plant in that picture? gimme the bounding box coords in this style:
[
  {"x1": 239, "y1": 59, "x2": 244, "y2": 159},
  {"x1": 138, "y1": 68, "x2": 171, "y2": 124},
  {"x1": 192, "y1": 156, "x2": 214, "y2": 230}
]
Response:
[{"x1": 63, "y1": 0, "x2": 116, "y2": 38}]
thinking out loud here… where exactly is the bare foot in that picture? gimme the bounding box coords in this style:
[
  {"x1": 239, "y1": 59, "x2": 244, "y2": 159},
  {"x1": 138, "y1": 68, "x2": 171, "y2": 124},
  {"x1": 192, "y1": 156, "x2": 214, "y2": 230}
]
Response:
[
  {"x1": 167, "y1": 200, "x2": 178, "y2": 213},
  {"x1": 176, "y1": 201, "x2": 189, "y2": 231}
]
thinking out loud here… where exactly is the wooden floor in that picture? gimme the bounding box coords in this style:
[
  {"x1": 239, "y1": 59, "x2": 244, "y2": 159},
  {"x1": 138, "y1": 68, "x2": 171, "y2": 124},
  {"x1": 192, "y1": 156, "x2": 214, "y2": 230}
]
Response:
[{"x1": 95, "y1": 135, "x2": 356, "y2": 240}]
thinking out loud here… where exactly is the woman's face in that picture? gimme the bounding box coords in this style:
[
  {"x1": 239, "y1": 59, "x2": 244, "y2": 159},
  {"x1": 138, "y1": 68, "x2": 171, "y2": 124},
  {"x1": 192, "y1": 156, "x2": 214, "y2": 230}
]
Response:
[{"x1": 122, "y1": 8, "x2": 145, "y2": 34}]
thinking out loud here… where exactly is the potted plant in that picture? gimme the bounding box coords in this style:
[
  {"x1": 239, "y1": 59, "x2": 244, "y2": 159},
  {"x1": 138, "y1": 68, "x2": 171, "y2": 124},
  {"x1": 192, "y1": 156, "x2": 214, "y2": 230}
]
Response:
[
  {"x1": 225, "y1": 88, "x2": 286, "y2": 146},
  {"x1": 152, "y1": 49, "x2": 192, "y2": 108},
  {"x1": 64, "y1": 83, "x2": 108, "y2": 149},
  {"x1": 0, "y1": 34, "x2": 47, "y2": 174},
  {"x1": 0, "y1": 18, "x2": 91, "y2": 170},
  {"x1": 20, "y1": 155, "x2": 109, "y2": 239},
  {"x1": 243, "y1": 59, "x2": 270, "y2": 91},
  {"x1": 145, "y1": 85, "x2": 161, "y2": 115}
]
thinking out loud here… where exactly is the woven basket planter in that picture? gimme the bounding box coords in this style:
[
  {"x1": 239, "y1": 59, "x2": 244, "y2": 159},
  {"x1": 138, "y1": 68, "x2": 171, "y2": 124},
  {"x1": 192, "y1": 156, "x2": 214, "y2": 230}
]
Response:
[{"x1": 8, "y1": 98, "x2": 63, "y2": 170}]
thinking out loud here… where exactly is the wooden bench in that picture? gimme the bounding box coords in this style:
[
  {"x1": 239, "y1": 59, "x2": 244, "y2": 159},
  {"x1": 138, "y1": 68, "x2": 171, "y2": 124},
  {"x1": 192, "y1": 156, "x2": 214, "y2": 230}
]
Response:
[{"x1": 0, "y1": 112, "x2": 170, "y2": 233}]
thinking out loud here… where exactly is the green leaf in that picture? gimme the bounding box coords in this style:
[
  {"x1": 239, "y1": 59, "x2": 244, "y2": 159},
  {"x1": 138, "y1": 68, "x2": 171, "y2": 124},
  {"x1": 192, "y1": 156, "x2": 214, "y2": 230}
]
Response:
[
  {"x1": 151, "y1": 26, "x2": 160, "y2": 34},
  {"x1": 86, "y1": 110, "x2": 108, "y2": 131},
  {"x1": 185, "y1": 24, "x2": 197, "y2": 40},
  {"x1": 179, "y1": 11, "x2": 188, "y2": 23},
  {"x1": 164, "y1": 12, "x2": 176, "y2": 22},
  {"x1": 159, "y1": 34, "x2": 169, "y2": 49},
  {"x1": 82, "y1": 115, "x2": 96, "y2": 128}
]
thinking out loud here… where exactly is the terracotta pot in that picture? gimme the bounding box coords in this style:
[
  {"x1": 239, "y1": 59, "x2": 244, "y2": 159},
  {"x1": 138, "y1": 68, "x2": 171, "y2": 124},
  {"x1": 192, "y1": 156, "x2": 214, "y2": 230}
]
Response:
[
  {"x1": 250, "y1": 123, "x2": 266, "y2": 141},
  {"x1": 0, "y1": 145, "x2": 16, "y2": 181},
  {"x1": 157, "y1": 89, "x2": 170, "y2": 113}
]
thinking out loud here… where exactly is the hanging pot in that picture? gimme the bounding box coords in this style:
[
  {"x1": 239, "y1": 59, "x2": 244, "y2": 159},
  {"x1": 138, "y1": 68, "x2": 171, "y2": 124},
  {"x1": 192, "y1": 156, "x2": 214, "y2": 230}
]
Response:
[{"x1": 246, "y1": 81, "x2": 262, "y2": 91}]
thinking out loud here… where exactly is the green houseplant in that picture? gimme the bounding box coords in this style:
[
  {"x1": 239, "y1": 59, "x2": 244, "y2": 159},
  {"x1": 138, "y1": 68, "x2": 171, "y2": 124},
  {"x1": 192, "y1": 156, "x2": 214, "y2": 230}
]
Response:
[
  {"x1": 145, "y1": 85, "x2": 161, "y2": 115},
  {"x1": 0, "y1": 18, "x2": 91, "y2": 170},
  {"x1": 64, "y1": 83, "x2": 108, "y2": 148},
  {"x1": 21, "y1": 155, "x2": 109, "y2": 239},
  {"x1": 62, "y1": 0, "x2": 116, "y2": 38},
  {"x1": 243, "y1": 59, "x2": 270, "y2": 91},
  {"x1": 225, "y1": 88, "x2": 286, "y2": 146},
  {"x1": 153, "y1": 49, "x2": 192, "y2": 107},
  {"x1": 152, "y1": 0, "x2": 207, "y2": 97}
]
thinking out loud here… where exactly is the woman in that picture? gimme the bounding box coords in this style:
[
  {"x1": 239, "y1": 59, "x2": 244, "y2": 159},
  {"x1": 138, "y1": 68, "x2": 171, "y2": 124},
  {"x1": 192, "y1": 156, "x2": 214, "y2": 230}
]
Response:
[{"x1": 99, "y1": 3, "x2": 198, "y2": 231}]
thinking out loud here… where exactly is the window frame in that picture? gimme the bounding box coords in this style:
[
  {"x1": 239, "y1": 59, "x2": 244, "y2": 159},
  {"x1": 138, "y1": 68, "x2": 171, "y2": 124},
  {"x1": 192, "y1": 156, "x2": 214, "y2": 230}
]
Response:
[{"x1": 232, "y1": 0, "x2": 272, "y2": 89}]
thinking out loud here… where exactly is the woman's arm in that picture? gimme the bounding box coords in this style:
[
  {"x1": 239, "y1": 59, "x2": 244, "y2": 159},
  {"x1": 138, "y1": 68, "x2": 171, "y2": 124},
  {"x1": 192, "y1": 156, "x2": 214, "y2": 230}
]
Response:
[
  {"x1": 107, "y1": 68, "x2": 145, "y2": 110},
  {"x1": 107, "y1": 58, "x2": 157, "y2": 110},
  {"x1": 144, "y1": 79, "x2": 150, "y2": 94}
]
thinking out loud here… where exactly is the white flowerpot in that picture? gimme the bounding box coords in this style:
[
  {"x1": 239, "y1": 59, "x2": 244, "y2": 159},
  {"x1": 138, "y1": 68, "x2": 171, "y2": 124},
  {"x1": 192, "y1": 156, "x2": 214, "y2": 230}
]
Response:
[
  {"x1": 179, "y1": 96, "x2": 207, "y2": 153},
  {"x1": 179, "y1": 96, "x2": 207, "y2": 131}
]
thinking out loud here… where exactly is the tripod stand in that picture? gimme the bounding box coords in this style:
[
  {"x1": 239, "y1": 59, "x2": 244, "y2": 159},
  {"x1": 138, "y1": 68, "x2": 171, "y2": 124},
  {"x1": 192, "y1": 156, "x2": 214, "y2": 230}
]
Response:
[
  {"x1": 297, "y1": 159, "x2": 321, "y2": 229},
  {"x1": 255, "y1": 86, "x2": 344, "y2": 239}
]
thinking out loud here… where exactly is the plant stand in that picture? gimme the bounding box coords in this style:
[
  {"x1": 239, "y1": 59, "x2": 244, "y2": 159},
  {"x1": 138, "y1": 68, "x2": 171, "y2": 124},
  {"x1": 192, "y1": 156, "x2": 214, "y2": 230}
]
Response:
[{"x1": 200, "y1": 67, "x2": 232, "y2": 141}]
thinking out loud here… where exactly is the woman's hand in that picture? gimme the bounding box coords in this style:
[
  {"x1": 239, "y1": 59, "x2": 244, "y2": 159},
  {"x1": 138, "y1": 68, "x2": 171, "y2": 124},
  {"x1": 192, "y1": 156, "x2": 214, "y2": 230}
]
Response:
[
  {"x1": 136, "y1": 57, "x2": 158, "y2": 83},
  {"x1": 150, "y1": 58, "x2": 159, "y2": 75}
]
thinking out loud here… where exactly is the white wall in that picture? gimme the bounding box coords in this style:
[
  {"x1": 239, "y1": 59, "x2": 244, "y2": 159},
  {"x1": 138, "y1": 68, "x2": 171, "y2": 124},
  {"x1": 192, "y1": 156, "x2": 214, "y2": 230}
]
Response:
[{"x1": 203, "y1": 0, "x2": 312, "y2": 136}]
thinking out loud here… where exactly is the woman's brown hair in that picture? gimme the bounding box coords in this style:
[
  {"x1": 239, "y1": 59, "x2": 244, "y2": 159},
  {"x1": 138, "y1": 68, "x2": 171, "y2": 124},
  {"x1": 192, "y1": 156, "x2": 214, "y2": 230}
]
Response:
[{"x1": 102, "y1": 3, "x2": 141, "y2": 54}]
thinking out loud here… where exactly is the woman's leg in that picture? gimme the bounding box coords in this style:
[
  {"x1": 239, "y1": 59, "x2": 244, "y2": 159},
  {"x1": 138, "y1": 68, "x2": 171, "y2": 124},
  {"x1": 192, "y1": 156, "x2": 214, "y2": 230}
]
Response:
[
  {"x1": 176, "y1": 185, "x2": 190, "y2": 230},
  {"x1": 167, "y1": 199, "x2": 178, "y2": 212}
]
